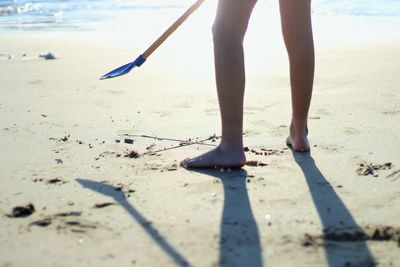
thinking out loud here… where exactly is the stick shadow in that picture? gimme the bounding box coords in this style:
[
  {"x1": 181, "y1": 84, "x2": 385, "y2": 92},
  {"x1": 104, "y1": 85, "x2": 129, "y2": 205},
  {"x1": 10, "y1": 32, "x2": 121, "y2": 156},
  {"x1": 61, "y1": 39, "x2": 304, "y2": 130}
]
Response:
[
  {"x1": 188, "y1": 168, "x2": 263, "y2": 267},
  {"x1": 76, "y1": 178, "x2": 191, "y2": 267},
  {"x1": 291, "y1": 151, "x2": 376, "y2": 267}
]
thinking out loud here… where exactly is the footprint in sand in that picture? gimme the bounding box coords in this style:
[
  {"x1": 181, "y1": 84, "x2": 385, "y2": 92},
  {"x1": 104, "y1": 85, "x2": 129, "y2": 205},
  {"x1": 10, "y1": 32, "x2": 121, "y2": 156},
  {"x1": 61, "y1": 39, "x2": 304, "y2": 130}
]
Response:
[
  {"x1": 106, "y1": 90, "x2": 125, "y2": 95},
  {"x1": 205, "y1": 108, "x2": 219, "y2": 116},
  {"x1": 3, "y1": 125, "x2": 35, "y2": 135},
  {"x1": 316, "y1": 144, "x2": 343, "y2": 153},
  {"x1": 268, "y1": 124, "x2": 289, "y2": 137},
  {"x1": 249, "y1": 119, "x2": 274, "y2": 129},
  {"x1": 93, "y1": 101, "x2": 111, "y2": 109},
  {"x1": 344, "y1": 127, "x2": 360, "y2": 135},
  {"x1": 150, "y1": 110, "x2": 172, "y2": 118},
  {"x1": 309, "y1": 116, "x2": 321, "y2": 120},
  {"x1": 30, "y1": 80, "x2": 43, "y2": 85},
  {"x1": 246, "y1": 106, "x2": 267, "y2": 112},
  {"x1": 174, "y1": 102, "x2": 191, "y2": 109},
  {"x1": 317, "y1": 108, "x2": 332, "y2": 116},
  {"x1": 382, "y1": 110, "x2": 400, "y2": 115}
]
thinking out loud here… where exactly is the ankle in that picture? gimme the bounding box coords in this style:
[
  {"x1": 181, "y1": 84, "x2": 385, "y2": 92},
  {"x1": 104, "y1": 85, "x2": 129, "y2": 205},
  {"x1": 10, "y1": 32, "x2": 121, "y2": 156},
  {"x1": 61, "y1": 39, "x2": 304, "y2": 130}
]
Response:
[
  {"x1": 219, "y1": 139, "x2": 243, "y2": 153},
  {"x1": 290, "y1": 119, "x2": 308, "y2": 137}
]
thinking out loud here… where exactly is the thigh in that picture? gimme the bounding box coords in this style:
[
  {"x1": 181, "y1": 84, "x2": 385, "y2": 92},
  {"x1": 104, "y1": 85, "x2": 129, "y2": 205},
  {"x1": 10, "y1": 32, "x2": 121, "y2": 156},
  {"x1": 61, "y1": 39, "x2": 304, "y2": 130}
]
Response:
[{"x1": 214, "y1": 0, "x2": 257, "y2": 38}]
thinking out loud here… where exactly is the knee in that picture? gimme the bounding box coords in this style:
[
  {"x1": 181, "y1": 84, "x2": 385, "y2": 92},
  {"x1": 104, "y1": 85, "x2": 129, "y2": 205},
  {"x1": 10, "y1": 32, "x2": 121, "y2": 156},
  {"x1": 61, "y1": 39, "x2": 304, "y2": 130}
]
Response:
[
  {"x1": 212, "y1": 21, "x2": 244, "y2": 44},
  {"x1": 282, "y1": 29, "x2": 314, "y2": 53}
]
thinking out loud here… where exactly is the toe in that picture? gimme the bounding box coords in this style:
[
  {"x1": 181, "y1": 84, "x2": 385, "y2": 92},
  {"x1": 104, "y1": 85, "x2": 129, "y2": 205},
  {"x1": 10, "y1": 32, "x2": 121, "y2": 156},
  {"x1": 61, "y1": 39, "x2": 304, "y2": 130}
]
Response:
[
  {"x1": 286, "y1": 136, "x2": 293, "y2": 148},
  {"x1": 180, "y1": 158, "x2": 192, "y2": 168}
]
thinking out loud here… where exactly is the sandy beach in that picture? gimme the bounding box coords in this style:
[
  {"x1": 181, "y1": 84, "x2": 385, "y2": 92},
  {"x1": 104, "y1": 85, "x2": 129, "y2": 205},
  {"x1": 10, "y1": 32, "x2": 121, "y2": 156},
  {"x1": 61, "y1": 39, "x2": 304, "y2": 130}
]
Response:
[{"x1": 1, "y1": 9, "x2": 400, "y2": 266}]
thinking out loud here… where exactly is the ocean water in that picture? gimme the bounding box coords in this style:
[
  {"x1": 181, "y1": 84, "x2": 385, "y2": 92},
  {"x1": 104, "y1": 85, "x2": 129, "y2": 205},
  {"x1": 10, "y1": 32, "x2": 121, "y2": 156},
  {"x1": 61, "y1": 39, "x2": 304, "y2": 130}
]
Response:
[
  {"x1": 0, "y1": 0, "x2": 187, "y2": 31},
  {"x1": 0, "y1": 0, "x2": 399, "y2": 46},
  {"x1": 1, "y1": 0, "x2": 399, "y2": 31},
  {"x1": 313, "y1": 0, "x2": 400, "y2": 16}
]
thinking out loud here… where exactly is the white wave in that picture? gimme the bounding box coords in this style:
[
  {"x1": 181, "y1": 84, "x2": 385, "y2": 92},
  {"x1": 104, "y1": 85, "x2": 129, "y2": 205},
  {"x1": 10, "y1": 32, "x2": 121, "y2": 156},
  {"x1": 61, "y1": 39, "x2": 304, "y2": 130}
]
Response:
[
  {"x1": 0, "y1": 6, "x2": 15, "y2": 15},
  {"x1": 17, "y1": 2, "x2": 42, "y2": 14}
]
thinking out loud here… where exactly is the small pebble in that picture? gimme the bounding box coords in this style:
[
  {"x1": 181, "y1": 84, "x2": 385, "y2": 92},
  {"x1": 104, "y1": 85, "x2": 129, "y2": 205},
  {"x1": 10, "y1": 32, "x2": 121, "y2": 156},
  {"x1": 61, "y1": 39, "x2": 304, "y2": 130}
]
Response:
[
  {"x1": 124, "y1": 139, "x2": 134, "y2": 144},
  {"x1": 39, "y1": 52, "x2": 57, "y2": 60}
]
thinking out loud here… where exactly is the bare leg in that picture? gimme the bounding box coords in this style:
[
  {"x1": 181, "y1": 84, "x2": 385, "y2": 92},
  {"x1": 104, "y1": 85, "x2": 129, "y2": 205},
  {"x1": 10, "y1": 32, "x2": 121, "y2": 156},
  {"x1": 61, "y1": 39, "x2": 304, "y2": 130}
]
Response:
[
  {"x1": 181, "y1": 0, "x2": 256, "y2": 168},
  {"x1": 280, "y1": 0, "x2": 315, "y2": 151}
]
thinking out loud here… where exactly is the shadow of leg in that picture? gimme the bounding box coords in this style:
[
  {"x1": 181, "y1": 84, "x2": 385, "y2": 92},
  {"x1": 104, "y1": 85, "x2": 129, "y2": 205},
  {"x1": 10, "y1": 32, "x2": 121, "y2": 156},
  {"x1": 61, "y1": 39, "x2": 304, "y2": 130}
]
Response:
[
  {"x1": 292, "y1": 152, "x2": 376, "y2": 267},
  {"x1": 188, "y1": 169, "x2": 263, "y2": 267},
  {"x1": 76, "y1": 178, "x2": 192, "y2": 267}
]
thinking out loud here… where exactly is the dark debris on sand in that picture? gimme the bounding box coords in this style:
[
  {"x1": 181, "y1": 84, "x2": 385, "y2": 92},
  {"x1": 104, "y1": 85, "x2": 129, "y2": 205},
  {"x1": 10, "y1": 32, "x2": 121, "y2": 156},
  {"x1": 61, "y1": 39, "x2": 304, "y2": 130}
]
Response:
[
  {"x1": 124, "y1": 138, "x2": 134, "y2": 144},
  {"x1": 64, "y1": 221, "x2": 97, "y2": 229},
  {"x1": 244, "y1": 147, "x2": 286, "y2": 156},
  {"x1": 124, "y1": 149, "x2": 140, "y2": 159},
  {"x1": 145, "y1": 144, "x2": 156, "y2": 151},
  {"x1": 245, "y1": 160, "x2": 268, "y2": 167},
  {"x1": 47, "y1": 177, "x2": 62, "y2": 184},
  {"x1": 31, "y1": 217, "x2": 98, "y2": 234},
  {"x1": 166, "y1": 162, "x2": 179, "y2": 171},
  {"x1": 96, "y1": 149, "x2": 140, "y2": 160},
  {"x1": 206, "y1": 134, "x2": 221, "y2": 143},
  {"x1": 47, "y1": 177, "x2": 68, "y2": 185},
  {"x1": 29, "y1": 210, "x2": 93, "y2": 233},
  {"x1": 30, "y1": 218, "x2": 53, "y2": 227},
  {"x1": 356, "y1": 162, "x2": 393, "y2": 177},
  {"x1": 32, "y1": 177, "x2": 68, "y2": 185},
  {"x1": 55, "y1": 211, "x2": 82, "y2": 217},
  {"x1": 7, "y1": 204, "x2": 35, "y2": 218},
  {"x1": 49, "y1": 133, "x2": 70, "y2": 142},
  {"x1": 302, "y1": 225, "x2": 400, "y2": 247},
  {"x1": 39, "y1": 52, "x2": 57, "y2": 60},
  {"x1": 93, "y1": 202, "x2": 116, "y2": 209},
  {"x1": 99, "y1": 181, "x2": 136, "y2": 196},
  {"x1": 60, "y1": 134, "x2": 70, "y2": 142}
]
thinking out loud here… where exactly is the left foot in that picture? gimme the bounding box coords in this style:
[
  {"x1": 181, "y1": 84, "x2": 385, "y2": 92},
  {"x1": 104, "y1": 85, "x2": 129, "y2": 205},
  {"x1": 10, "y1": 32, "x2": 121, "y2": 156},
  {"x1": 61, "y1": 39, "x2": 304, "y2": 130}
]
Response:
[{"x1": 180, "y1": 144, "x2": 246, "y2": 169}]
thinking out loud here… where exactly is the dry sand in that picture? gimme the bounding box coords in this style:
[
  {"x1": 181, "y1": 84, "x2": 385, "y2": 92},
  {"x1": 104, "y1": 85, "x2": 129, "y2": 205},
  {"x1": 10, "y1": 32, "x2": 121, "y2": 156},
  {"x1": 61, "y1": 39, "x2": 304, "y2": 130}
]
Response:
[{"x1": 0, "y1": 34, "x2": 400, "y2": 267}]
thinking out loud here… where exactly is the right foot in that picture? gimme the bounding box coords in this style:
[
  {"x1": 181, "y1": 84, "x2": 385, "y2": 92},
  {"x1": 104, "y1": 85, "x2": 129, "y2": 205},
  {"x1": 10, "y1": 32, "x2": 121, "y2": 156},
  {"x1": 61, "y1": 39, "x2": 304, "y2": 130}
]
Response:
[
  {"x1": 181, "y1": 145, "x2": 246, "y2": 169},
  {"x1": 286, "y1": 124, "x2": 310, "y2": 152},
  {"x1": 286, "y1": 135, "x2": 310, "y2": 152}
]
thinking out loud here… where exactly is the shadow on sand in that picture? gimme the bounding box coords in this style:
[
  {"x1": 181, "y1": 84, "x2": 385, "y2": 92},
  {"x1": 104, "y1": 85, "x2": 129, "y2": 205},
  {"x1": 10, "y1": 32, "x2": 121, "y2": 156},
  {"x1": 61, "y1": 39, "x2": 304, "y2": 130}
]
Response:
[
  {"x1": 77, "y1": 169, "x2": 263, "y2": 267},
  {"x1": 188, "y1": 168, "x2": 263, "y2": 267},
  {"x1": 76, "y1": 178, "x2": 192, "y2": 267},
  {"x1": 77, "y1": 151, "x2": 376, "y2": 267},
  {"x1": 291, "y1": 151, "x2": 376, "y2": 267}
]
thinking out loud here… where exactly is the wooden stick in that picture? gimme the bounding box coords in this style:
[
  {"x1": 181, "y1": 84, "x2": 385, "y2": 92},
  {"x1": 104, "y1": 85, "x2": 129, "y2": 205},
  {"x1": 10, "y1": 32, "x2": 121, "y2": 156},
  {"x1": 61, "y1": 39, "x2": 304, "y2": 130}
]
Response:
[
  {"x1": 142, "y1": 0, "x2": 206, "y2": 59},
  {"x1": 121, "y1": 134, "x2": 217, "y2": 147}
]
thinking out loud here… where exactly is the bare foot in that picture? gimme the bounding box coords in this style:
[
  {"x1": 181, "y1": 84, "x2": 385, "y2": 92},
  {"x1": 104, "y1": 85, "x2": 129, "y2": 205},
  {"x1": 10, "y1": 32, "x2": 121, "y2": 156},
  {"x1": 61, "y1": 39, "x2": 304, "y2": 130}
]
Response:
[
  {"x1": 181, "y1": 145, "x2": 246, "y2": 169},
  {"x1": 286, "y1": 136, "x2": 310, "y2": 152},
  {"x1": 286, "y1": 124, "x2": 310, "y2": 152}
]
